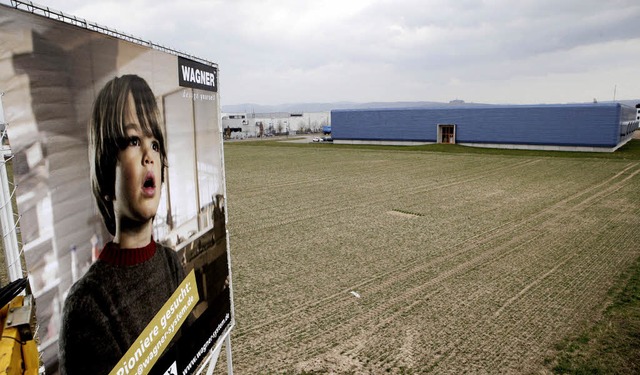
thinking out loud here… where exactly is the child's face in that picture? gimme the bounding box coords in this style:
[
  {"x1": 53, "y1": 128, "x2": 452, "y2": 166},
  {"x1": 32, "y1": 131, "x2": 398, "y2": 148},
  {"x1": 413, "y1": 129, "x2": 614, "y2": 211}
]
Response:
[{"x1": 112, "y1": 93, "x2": 163, "y2": 228}]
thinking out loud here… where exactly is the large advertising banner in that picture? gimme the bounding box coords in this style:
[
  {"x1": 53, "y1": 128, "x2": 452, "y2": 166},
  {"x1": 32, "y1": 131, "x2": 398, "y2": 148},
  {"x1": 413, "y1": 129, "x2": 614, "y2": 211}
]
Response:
[{"x1": 0, "y1": 4, "x2": 233, "y2": 374}]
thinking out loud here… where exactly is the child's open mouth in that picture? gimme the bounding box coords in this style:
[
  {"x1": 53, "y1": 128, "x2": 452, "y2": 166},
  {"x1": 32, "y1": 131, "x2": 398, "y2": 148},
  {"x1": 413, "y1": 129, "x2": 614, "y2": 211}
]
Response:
[
  {"x1": 142, "y1": 173, "x2": 156, "y2": 196},
  {"x1": 143, "y1": 177, "x2": 155, "y2": 188}
]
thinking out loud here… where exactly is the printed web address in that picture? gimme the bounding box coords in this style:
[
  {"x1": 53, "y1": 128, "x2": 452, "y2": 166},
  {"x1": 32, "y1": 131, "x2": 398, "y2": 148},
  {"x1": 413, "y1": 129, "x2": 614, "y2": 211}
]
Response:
[{"x1": 183, "y1": 313, "x2": 230, "y2": 375}]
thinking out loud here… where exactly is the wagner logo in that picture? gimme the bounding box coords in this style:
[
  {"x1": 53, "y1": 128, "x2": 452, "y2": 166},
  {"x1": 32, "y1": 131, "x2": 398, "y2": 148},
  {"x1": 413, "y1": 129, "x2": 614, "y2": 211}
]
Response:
[
  {"x1": 178, "y1": 57, "x2": 217, "y2": 92},
  {"x1": 162, "y1": 362, "x2": 177, "y2": 375}
]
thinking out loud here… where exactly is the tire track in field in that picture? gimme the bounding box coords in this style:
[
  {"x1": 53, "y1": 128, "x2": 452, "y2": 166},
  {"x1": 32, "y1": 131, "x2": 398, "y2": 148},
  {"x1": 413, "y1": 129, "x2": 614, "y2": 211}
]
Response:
[
  {"x1": 486, "y1": 171, "x2": 640, "y2": 371},
  {"x1": 490, "y1": 161, "x2": 640, "y2": 318},
  {"x1": 233, "y1": 162, "x2": 640, "y2": 372},
  {"x1": 419, "y1": 232, "x2": 578, "y2": 373},
  {"x1": 332, "y1": 224, "x2": 555, "y2": 372},
  {"x1": 480, "y1": 212, "x2": 640, "y2": 373}
]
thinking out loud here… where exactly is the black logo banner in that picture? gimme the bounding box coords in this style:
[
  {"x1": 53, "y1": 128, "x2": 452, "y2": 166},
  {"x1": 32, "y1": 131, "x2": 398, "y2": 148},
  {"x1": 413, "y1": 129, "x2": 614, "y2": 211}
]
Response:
[{"x1": 178, "y1": 57, "x2": 217, "y2": 92}]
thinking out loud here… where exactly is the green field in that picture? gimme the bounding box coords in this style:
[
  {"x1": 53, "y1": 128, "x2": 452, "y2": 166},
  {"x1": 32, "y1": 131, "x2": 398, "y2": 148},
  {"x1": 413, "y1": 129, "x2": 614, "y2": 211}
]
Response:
[{"x1": 223, "y1": 139, "x2": 640, "y2": 374}]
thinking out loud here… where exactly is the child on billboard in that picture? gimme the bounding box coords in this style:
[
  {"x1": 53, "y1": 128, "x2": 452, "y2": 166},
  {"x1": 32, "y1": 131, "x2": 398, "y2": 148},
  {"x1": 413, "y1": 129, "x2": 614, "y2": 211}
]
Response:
[{"x1": 58, "y1": 75, "x2": 186, "y2": 374}]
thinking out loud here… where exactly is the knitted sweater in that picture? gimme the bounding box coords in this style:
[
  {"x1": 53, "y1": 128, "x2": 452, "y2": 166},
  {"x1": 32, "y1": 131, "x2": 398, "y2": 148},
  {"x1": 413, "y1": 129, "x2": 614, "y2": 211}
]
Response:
[{"x1": 59, "y1": 241, "x2": 185, "y2": 375}]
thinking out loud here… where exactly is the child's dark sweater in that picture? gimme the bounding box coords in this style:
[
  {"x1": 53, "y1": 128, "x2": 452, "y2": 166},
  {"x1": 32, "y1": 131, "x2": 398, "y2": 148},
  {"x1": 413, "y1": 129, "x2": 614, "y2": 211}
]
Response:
[{"x1": 59, "y1": 241, "x2": 184, "y2": 375}]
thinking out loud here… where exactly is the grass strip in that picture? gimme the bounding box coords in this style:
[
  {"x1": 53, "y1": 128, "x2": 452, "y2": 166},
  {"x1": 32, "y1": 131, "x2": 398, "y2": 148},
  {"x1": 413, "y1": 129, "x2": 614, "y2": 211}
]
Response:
[
  {"x1": 546, "y1": 254, "x2": 640, "y2": 374},
  {"x1": 227, "y1": 138, "x2": 640, "y2": 160}
]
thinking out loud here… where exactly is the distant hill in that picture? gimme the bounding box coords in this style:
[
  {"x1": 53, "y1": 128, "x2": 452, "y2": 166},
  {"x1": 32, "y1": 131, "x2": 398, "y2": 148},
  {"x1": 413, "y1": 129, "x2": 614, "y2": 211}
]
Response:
[
  {"x1": 221, "y1": 100, "x2": 640, "y2": 114},
  {"x1": 221, "y1": 101, "x2": 490, "y2": 113}
]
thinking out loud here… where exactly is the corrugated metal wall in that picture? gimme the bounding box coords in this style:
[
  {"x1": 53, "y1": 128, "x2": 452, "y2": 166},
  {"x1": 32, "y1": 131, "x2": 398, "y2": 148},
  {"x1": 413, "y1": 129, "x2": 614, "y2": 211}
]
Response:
[
  {"x1": 332, "y1": 103, "x2": 629, "y2": 148},
  {"x1": 619, "y1": 105, "x2": 639, "y2": 143}
]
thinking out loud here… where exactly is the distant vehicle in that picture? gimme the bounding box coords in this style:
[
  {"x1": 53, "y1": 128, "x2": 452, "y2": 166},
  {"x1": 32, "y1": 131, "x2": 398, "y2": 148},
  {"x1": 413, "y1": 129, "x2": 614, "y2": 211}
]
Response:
[
  {"x1": 322, "y1": 136, "x2": 333, "y2": 142},
  {"x1": 312, "y1": 137, "x2": 321, "y2": 142}
]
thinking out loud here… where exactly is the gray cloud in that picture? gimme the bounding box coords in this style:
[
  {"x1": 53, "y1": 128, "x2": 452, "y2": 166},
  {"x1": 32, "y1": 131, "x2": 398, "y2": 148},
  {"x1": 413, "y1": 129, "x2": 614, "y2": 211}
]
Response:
[{"x1": 35, "y1": 0, "x2": 640, "y2": 105}]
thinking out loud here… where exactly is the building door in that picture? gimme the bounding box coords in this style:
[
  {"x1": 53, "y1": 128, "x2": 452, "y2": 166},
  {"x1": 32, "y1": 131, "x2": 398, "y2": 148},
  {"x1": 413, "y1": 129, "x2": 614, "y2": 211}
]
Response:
[{"x1": 438, "y1": 124, "x2": 456, "y2": 144}]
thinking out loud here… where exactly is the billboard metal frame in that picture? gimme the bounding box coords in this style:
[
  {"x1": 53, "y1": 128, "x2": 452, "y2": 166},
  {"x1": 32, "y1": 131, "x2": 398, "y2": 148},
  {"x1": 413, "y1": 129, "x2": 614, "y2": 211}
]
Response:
[
  {"x1": 0, "y1": 2, "x2": 234, "y2": 373},
  {"x1": 0, "y1": 92, "x2": 22, "y2": 282},
  {"x1": 6, "y1": 0, "x2": 216, "y2": 68}
]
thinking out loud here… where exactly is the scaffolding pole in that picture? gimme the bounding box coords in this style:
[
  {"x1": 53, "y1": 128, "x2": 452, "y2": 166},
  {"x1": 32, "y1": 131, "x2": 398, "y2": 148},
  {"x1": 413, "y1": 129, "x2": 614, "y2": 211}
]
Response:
[{"x1": 0, "y1": 93, "x2": 21, "y2": 282}]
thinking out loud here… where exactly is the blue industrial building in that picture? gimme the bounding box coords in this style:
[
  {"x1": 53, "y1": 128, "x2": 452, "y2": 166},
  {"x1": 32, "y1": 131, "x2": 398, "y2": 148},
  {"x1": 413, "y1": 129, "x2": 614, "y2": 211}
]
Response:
[{"x1": 331, "y1": 103, "x2": 639, "y2": 152}]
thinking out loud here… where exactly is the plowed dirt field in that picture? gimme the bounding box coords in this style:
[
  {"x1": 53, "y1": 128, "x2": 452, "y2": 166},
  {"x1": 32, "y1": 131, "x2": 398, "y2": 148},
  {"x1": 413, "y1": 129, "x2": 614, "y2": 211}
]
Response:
[{"x1": 223, "y1": 144, "x2": 640, "y2": 374}]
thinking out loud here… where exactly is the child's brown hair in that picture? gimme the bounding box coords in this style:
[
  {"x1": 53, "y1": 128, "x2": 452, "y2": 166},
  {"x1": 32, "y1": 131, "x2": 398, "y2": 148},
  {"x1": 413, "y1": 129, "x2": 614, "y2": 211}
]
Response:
[{"x1": 88, "y1": 74, "x2": 167, "y2": 235}]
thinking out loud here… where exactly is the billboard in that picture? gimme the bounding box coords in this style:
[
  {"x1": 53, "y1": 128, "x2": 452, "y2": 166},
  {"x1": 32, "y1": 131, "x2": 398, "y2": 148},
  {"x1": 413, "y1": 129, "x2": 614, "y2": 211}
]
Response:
[{"x1": 0, "y1": 3, "x2": 233, "y2": 374}]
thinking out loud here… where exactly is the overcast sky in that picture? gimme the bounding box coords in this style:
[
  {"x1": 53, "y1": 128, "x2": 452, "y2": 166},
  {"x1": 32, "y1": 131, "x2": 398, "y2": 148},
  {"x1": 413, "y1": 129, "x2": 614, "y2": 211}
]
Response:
[{"x1": 31, "y1": 0, "x2": 640, "y2": 106}]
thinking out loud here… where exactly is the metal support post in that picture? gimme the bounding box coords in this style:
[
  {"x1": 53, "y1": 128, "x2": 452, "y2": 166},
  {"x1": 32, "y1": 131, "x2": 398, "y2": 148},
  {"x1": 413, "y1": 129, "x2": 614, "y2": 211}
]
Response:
[{"x1": 0, "y1": 92, "x2": 21, "y2": 281}]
